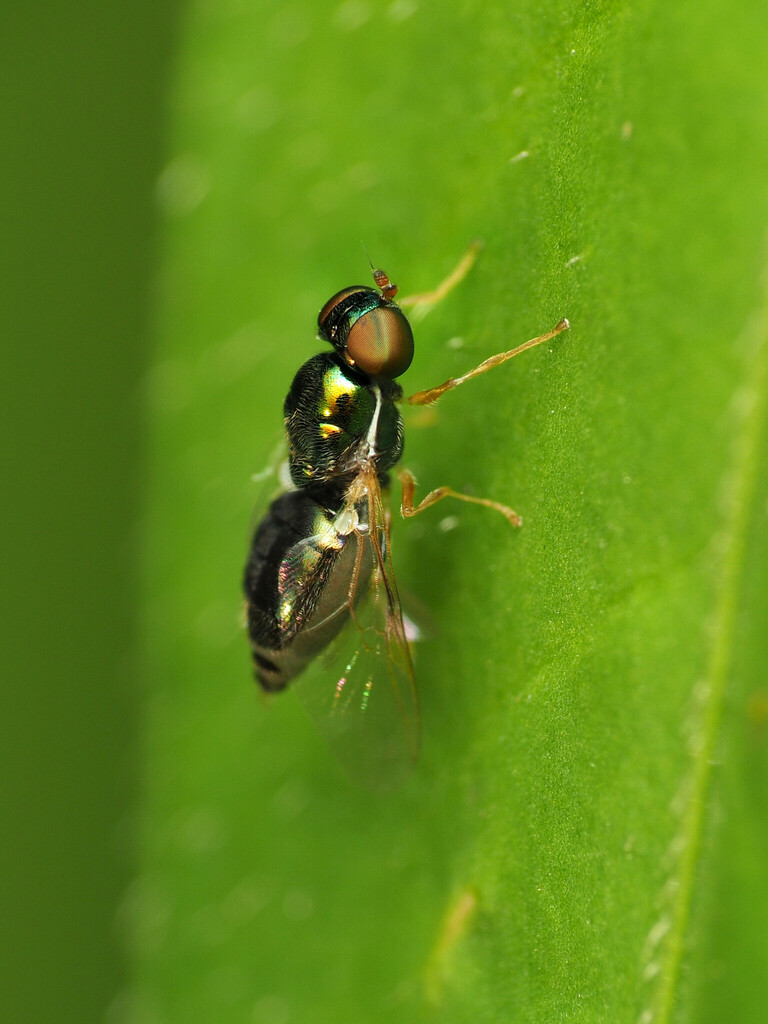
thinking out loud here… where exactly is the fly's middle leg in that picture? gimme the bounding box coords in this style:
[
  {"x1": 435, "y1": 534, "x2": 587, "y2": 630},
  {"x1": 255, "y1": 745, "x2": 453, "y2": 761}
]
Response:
[
  {"x1": 406, "y1": 319, "x2": 570, "y2": 407},
  {"x1": 399, "y1": 469, "x2": 522, "y2": 527}
]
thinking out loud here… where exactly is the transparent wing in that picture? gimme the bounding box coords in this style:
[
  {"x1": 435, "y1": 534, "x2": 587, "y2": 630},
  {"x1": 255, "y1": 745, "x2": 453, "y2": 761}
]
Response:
[
  {"x1": 245, "y1": 433, "x2": 290, "y2": 542},
  {"x1": 293, "y1": 475, "x2": 420, "y2": 790}
]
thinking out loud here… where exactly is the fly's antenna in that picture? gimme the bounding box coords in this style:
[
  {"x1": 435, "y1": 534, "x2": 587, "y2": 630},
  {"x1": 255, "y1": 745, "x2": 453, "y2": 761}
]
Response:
[
  {"x1": 360, "y1": 241, "x2": 398, "y2": 300},
  {"x1": 360, "y1": 239, "x2": 375, "y2": 274}
]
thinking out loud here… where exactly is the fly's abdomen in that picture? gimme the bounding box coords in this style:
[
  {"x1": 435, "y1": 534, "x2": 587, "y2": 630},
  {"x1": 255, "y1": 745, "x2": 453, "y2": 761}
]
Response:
[{"x1": 243, "y1": 489, "x2": 372, "y2": 691}]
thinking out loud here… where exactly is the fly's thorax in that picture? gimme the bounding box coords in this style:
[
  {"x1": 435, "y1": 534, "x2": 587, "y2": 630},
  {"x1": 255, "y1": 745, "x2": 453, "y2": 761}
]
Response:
[{"x1": 284, "y1": 353, "x2": 404, "y2": 489}]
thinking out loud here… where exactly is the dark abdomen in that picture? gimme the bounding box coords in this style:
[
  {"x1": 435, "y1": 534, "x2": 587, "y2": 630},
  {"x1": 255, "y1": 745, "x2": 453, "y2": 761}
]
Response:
[{"x1": 243, "y1": 489, "x2": 371, "y2": 691}]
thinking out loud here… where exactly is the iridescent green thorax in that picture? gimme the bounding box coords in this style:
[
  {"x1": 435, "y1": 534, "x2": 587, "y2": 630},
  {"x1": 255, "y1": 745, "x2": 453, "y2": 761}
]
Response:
[{"x1": 284, "y1": 352, "x2": 404, "y2": 491}]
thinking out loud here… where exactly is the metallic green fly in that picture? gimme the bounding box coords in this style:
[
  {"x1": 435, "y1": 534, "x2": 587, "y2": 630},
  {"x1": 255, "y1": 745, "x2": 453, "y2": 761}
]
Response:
[{"x1": 243, "y1": 245, "x2": 569, "y2": 786}]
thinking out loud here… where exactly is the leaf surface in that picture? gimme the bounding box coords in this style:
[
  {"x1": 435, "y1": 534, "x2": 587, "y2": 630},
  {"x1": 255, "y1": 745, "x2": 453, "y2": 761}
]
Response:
[{"x1": 136, "y1": 2, "x2": 768, "y2": 1021}]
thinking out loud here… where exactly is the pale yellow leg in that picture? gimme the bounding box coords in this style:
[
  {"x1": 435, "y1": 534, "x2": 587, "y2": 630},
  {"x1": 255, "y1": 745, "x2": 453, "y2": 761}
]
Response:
[
  {"x1": 400, "y1": 469, "x2": 522, "y2": 528},
  {"x1": 396, "y1": 241, "x2": 483, "y2": 317},
  {"x1": 406, "y1": 318, "x2": 570, "y2": 407}
]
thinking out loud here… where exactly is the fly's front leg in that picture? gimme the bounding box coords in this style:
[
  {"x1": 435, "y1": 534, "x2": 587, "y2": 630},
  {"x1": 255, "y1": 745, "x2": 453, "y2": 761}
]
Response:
[
  {"x1": 406, "y1": 318, "x2": 570, "y2": 407},
  {"x1": 395, "y1": 241, "x2": 483, "y2": 319},
  {"x1": 400, "y1": 469, "x2": 522, "y2": 528}
]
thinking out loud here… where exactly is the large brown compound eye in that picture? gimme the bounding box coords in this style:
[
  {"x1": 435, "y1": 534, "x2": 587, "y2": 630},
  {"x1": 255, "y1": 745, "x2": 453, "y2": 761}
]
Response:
[{"x1": 345, "y1": 305, "x2": 414, "y2": 379}]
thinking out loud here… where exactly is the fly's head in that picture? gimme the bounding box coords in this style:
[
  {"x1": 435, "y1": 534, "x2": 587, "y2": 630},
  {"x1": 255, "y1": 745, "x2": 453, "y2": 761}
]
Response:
[{"x1": 317, "y1": 268, "x2": 414, "y2": 381}]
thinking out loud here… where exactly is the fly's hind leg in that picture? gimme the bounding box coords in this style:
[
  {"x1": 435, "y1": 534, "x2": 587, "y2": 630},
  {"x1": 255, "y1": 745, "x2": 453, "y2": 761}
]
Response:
[{"x1": 400, "y1": 469, "x2": 522, "y2": 528}]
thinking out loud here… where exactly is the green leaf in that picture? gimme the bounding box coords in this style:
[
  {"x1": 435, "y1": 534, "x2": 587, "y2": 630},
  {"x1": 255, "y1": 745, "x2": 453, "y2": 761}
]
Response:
[{"x1": 135, "y1": 1, "x2": 768, "y2": 1022}]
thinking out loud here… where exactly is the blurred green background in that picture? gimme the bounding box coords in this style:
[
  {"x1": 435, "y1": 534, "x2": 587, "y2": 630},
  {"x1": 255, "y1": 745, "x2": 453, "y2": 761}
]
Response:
[
  {"x1": 1, "y1": 2, "x2": 179, "y2": 1021},
  {"x1": 4, "y1": 1, "x2": 768, "y2": 1023}
]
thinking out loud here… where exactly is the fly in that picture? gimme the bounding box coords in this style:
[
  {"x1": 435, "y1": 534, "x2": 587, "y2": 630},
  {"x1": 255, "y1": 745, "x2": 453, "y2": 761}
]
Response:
[{"x1": 243, "y1": 244, "x2": 569, "y2": 786}]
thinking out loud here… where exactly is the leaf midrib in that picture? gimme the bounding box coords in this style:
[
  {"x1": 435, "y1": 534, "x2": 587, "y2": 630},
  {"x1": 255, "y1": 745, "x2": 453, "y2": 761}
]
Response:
[{"x1": 650, "y1": 266, "x2": 768, "y2": 1023}]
